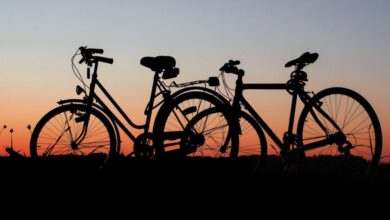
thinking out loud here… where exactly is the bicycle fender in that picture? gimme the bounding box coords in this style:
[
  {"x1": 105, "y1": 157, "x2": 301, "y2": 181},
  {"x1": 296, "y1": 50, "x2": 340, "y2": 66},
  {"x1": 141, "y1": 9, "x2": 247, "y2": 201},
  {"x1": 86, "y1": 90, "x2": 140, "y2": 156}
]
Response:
[
  {"x1": 57, "y1": 98, "x2": 86, "y2": 105},
  {"x1": 56, "y1": 99, "x2": 121, "y2": 152},
  {"x1": 57, "y1": 99, "x2": 108, "y2": 114}
]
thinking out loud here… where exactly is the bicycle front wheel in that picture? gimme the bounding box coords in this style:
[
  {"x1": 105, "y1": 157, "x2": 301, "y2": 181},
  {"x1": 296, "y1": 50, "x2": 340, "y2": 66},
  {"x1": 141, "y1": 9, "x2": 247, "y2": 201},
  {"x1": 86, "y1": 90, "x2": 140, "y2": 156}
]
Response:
[
  {"x1": 181, "y1": 107, "x2": 238, "y2": 158},
  {"x1": 153, "y1": 91, "x2": 237, "y2": 158},
  {"x1": 236, "y1": 110, "x2": 267, "y2": 171},
  {"x1": 297, "y1": 87, "x2": 382, "y2": 167},
  {"x1": 30, "y1": 104, "x2": 117, "y2": 164},
  {"x1": 184, "y1": 108, "x2": 269, "y2": 168}
]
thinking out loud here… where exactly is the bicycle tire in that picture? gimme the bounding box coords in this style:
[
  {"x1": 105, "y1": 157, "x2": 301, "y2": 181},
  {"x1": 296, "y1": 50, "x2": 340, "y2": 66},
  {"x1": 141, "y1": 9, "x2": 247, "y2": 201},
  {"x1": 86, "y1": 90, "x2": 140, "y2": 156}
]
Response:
[
  {"x1": 236, "y1": 110, "x2": 267, "y2": 171},
  {"x1": 297, "y1": 87, "x2": 382, "y2": 167},
  {"x1": 180, "y1": 107, "x2": 239, "y2": 158},
  {"x1": 30, "y1": 104, "x2": 117, "y2": 164},
  {"x1": 153, "y1": 91, "x2": 237, "y2": 158}
]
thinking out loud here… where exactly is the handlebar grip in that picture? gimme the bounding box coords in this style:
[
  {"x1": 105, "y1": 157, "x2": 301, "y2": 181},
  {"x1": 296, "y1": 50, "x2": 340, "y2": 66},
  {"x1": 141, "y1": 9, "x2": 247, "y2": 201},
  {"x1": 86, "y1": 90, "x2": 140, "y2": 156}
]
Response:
[
  {"x1": 95, "y1": 56, "x2": 114, "y2": 64},
  {"x1": 87, "y1": 48, "x2": 104, "y2": 54},
  {"x1": 78, "y1": 58, "x2": 86, "y2": 64}
]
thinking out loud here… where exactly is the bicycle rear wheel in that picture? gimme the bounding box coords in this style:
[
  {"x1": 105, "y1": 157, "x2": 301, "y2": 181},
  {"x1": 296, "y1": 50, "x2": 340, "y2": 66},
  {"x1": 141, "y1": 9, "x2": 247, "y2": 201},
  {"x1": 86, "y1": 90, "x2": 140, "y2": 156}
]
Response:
[
  {"x1": 30, "y1": 104, "x2": 117, "y2": 165},
  {"x1": 183, "y1": 108, "x2": 269, "y2": 169},
  {"x1": 297, "y1": 87, "x2": 382, "y2": 167},
  {"x1": 153, "y1": 91, "x2": 237, "y2": 158},
  {"x1": 181, "y1": 107, "x2": 238, "y2": 158}
]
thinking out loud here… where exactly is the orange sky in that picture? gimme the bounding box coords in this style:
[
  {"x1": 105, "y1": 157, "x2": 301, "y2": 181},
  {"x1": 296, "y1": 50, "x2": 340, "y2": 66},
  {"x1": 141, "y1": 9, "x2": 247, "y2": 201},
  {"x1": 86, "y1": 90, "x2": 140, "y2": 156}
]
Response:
[{"x1": 1, "y1": 1, "x2": 389, "y2": 162}]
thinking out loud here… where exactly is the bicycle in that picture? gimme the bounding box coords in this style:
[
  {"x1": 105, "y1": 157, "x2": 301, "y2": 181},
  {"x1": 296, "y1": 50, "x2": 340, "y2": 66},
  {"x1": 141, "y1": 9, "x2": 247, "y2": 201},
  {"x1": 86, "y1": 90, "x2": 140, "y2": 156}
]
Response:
[
  {"x1": 29, "y1": 47, "x2": 238, "y2": 165},
  {"x1": 186, "y1": 52, "x2": 382, "y2": 170}
]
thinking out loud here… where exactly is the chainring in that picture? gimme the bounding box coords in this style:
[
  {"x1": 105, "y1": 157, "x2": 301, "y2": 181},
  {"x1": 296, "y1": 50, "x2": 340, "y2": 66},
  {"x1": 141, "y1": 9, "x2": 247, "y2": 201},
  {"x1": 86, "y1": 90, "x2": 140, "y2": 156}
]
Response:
[{"x1": 134, "y1": 133, "x2": 154, "y2": 159}]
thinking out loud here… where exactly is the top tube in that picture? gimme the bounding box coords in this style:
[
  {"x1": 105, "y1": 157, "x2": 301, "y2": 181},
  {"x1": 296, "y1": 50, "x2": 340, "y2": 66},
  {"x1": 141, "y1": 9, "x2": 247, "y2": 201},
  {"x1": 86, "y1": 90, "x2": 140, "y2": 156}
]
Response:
[{"x1": 243, "y1": 83, "x2": 286, "y2": 90}]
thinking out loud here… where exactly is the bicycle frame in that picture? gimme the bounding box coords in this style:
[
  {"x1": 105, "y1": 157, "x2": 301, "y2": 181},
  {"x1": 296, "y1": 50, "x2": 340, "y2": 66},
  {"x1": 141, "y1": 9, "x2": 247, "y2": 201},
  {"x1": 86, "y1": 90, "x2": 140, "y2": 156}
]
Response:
[
  {"x1": 69, "y1": 60, "x2": 226, "y2": 151},
  {"x1": 231, "y1": 72, "x2": 343, "y2": 154},
  {"x1": 72, "y1": 61, "x2": 170, "y2": 148}
]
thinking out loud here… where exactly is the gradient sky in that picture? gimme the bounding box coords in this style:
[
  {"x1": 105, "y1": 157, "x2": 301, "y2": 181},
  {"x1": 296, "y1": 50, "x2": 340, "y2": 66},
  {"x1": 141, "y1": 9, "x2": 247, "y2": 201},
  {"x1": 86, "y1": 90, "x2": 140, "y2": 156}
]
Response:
[{"x1": 1, "y1": 0, "x2": 389, "y2": 161}]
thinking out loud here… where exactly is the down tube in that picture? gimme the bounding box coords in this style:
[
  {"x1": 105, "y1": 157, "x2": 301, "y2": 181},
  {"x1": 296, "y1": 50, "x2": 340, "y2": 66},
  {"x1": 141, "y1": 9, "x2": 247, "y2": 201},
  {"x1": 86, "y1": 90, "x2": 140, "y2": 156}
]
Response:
[
  {"x1": 240, "y1": 97, "x2": 284, "y2": 148},
  {"x1": 94, "y1": 94, "x2": 138, "y2": 142}
]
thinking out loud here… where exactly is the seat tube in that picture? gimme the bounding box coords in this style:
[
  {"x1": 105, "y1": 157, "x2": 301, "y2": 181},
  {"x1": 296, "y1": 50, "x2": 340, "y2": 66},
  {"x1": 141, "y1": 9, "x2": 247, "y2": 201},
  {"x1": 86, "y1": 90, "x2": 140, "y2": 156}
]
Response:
[
  {"x1": 287, "y1": 93, "x2": 298, "y2": 138},
  {"x1": 144, "y1": 73, "x2": 159, "y2": 134}
]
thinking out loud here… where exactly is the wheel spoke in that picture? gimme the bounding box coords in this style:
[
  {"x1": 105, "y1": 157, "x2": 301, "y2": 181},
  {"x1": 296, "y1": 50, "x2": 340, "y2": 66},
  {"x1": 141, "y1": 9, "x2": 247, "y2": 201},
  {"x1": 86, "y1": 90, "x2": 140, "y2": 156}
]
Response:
[
  {"x1": 299, "y1": 88, "x2": 381, "y2": 165},
  {"x1": 31, "y1": 105, "x2": 115, "y2": 163}
]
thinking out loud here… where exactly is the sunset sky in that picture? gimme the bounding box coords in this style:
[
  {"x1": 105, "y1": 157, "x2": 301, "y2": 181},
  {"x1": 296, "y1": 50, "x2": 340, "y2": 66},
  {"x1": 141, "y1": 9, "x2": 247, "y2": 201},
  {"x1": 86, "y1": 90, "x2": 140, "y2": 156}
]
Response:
[{"x1": 1, "y1": 0, "x2": 389, "y2": 161}]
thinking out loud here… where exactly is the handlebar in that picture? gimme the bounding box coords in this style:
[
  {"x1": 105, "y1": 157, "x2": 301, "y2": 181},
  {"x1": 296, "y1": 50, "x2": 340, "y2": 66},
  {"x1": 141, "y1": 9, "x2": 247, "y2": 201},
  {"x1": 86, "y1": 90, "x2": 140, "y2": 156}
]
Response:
[
  {"x1": 85, "y1": 48, "x2": 104, "y2": 54},
  {"x1": 219, "y1": 60, "x2": 244, "y2": 76},
  {"x1": 78, "y1": 46, "x2": 113, "y2": 65},
  {"x1": 94, "y1": 56, "x2": 114, "y2": 64}
]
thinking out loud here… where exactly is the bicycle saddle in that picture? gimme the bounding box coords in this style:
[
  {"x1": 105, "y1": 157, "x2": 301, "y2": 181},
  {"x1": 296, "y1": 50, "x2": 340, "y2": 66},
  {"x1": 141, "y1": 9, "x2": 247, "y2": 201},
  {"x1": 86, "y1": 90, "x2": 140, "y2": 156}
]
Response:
[
  {"x1": 141, "y1": 56, "x2": 176, "y2": 72},
  {"x1": 285, "y1": 52, "x2": 319, "y2": 68}
]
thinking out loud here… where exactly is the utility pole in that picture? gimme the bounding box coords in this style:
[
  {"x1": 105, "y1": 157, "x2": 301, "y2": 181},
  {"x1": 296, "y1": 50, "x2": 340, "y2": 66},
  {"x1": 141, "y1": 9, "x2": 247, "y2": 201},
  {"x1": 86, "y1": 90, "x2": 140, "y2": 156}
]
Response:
[{"x1": 10, "y1": 128, "x2": 14, "y2": 150}]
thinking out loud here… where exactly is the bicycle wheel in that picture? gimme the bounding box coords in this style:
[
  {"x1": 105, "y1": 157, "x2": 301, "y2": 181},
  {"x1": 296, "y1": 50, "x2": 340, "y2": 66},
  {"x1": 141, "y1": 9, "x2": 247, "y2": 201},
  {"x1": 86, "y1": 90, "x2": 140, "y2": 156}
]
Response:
[
  {"x1": 153, "y1": 91, "x2": 237, "y2": 158},
  {"x1": 297, "y1": 87, "x2": 382, "y2": 167},
  {"x1": 30, "y1": 104, "x2": 117, "y2": 164},
  {"x1": 181, "y1": 107, "x2": 238, "y2": 158},
  {"x1": 236, "y1": 110, "x2": 267, "y2": 170}
]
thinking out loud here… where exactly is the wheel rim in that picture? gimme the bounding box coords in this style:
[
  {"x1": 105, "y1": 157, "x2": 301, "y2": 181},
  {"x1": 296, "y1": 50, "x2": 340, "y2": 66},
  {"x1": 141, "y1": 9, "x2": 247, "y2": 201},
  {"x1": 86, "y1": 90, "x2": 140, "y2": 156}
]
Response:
[
  {"x1": 236, "y1": 111, "x2": 267, "y2": 171},
  {"x1": 238, "y1": 114, "x2": 263, "y2": 157},
  {"x1": 33, "y1": 107, "x2": 113, "y2": 159},
  {"x1": 183, "y1": 108, "x2": 231, "y2": 158},
  {"x1": 300, "y1": 91, "x2": 380, "y2": 163},
  {"x1": 156, "y1": 92, "x2": 229, "y2": 157}
]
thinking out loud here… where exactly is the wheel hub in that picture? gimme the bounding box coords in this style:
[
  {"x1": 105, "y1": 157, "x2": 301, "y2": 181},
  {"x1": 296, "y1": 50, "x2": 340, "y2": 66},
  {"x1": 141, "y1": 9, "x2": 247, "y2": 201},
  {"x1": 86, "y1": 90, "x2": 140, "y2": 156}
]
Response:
[
  {"x1": 134, "y1": 133, "x2": 154, "y2": 159},
  {"x1": 71, "y1": 141, "x2": 79, "y2": 150},
  {"x1": 332, "y1": 131, "x2": 347, "y2": 145}
]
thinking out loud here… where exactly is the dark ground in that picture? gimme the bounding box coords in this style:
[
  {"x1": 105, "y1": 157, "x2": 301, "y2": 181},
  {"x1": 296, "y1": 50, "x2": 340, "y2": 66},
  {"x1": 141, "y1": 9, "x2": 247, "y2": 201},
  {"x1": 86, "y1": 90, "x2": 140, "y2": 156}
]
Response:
[
  {"x1": 1, "y1": 156, "x2": 389, "y2": 191},
  {"x1": 1, "y1": 156, "x2": 389, "y2": 213}
]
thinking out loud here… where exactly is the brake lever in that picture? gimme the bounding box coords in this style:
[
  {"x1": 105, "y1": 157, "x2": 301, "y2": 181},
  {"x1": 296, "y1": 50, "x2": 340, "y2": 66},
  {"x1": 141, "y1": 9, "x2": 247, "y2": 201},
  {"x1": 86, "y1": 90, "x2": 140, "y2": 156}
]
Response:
[{"x1": 219, "y1": 63, "x2": 228, "y2": 71}]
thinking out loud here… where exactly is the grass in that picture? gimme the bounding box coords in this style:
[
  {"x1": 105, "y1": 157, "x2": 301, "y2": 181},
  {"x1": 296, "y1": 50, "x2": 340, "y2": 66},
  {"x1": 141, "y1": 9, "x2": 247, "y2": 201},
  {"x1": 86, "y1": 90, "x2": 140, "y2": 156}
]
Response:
[
  {"x1": 1, "y1": 155, "x2": 388, "y2": 212},
  {"x1": 1, "y1": 155, "x2": 389, "y2": 189}
]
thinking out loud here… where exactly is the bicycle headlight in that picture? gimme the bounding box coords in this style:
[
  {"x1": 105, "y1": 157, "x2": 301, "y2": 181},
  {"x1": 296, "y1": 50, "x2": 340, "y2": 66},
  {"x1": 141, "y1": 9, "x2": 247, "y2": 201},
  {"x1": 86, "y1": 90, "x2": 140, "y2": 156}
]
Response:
[{"x1": 76, "y1": 85, "x2": 85, "y2": 95}]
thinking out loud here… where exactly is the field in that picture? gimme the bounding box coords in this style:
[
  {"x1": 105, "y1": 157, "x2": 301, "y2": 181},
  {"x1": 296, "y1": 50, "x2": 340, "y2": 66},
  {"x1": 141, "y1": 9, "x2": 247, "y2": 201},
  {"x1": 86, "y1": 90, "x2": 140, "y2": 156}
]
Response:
[
  {"x1": 1, "y1": 155, "x2": 389, "y2": 192},
  {"x1": 1, "y1": 155, "x2": 388, "y2": 214}
]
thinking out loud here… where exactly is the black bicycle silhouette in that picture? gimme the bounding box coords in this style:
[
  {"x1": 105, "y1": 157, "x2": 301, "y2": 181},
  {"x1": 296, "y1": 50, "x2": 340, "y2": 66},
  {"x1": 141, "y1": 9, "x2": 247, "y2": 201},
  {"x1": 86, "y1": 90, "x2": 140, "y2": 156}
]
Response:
[
  {"x1": 186, "y1": 52, "x2": 382, "y2": 169},
  {"x1": 29, "y1": 47, "x2": 236, "y2": 165}
]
